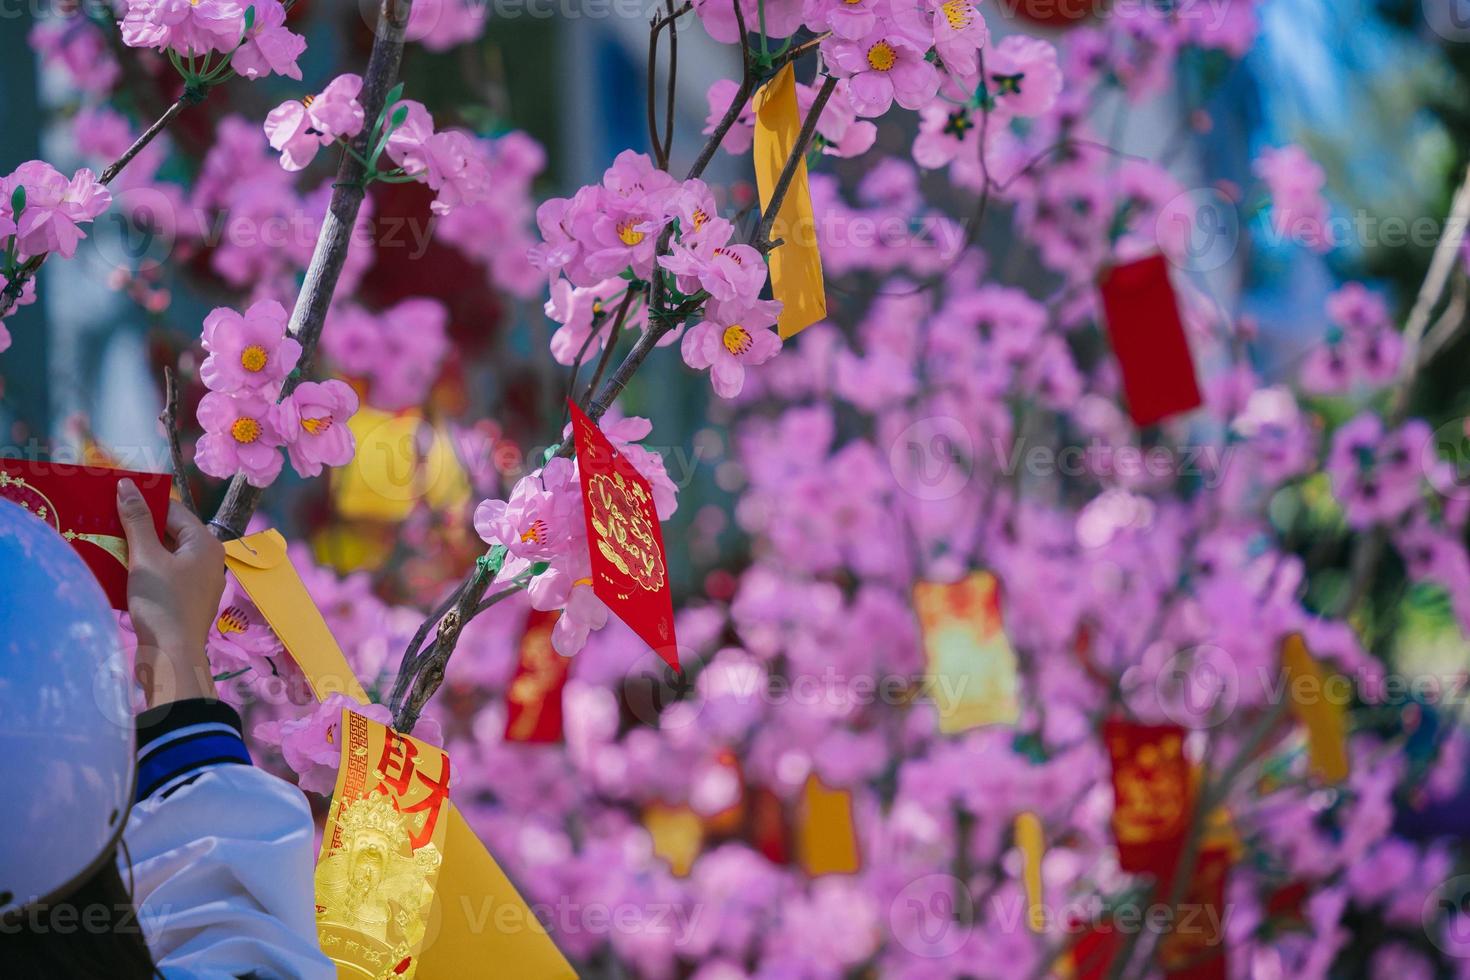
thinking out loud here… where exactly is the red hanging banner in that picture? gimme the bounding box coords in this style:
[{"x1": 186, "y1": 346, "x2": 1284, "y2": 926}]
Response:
[
  {"x1": 1104, "y1": 719, "x2": 1193, "y2": 882},
  {"x1": 504, "y1": 609, "x2": 572, "y2": 743},
  {"x1": 1098, "y1": 254, "x2": 1202, "y2": 428},
  {"x1": 567, "y1": 400, "x2": 679, "y2": 671}
]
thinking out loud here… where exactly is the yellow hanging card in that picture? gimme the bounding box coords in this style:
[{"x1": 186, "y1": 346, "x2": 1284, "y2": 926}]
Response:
[
  {"x1": 796, "y1": 774, "x2": 860, "y2": 877},
  {"x1": 1281, "y1": 632, "x2": 1350, "y2": 784},
  {"x1": 753, "y1": 62, "x2": 827, "y2": 339},
  {"x1": 1014, "y1": 812, "x2": 1045, "y2": 933}
]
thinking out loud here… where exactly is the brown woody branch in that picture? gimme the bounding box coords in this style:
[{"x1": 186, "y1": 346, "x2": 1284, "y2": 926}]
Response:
[
  {"x1": 158, "y1": 366, "x2": 198, "y2": 517},
  {"x1": 209, "y1": 0, "x2": 419, "y2": 541}
]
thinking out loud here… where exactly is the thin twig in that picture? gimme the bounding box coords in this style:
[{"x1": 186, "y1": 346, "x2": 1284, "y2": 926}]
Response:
[
  {"x1": 1418, "y1": 276, "x2": 1467, "y2": 366},
  {"x1": 158, "y1": 366, "x2": 198, "y2": 517},
  {"x1": 393, "y1": 580, "x2": 526, "y2": 732},
  {"x1": 1389, "y1": 162, "x2": 1470, "y2": 423},
  {"x1": 663, "y1": 0, "x2": 678, "y2": 167},
  {"x1": 685, "y1": 0, "x2": 756, "y2": 182},
  {"x1": 0, "y1": 94, "x2": 196, "y2": 319},
  {"x1": 101, "y1": 99, "x2": 190, "y2": 185},
  {"x1": 580, "y1": 288, "x2": 637, "y2": 408},
  {"x1": 648, "y1": 11, "x2": 667, "y2": 170},
  {"x1": 387, "y1": 579, "x2": 470, "y2": 715}
]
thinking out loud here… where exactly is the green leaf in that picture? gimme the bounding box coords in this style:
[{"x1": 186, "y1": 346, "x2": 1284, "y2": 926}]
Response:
[
  {"x1": 10, "y1": 186, "x2": 24, "y2": 217},
  {"x1": 390, "y1": 106, "x2": 408, "y2": 129},
  {"x1": 529, "y1": 562, "x2": 550, "y2": 577},
  {"x1": 243, "y1": 4, "x2": 255, "y2": 31},
  {"x1": 384, "y1": 82, "x2": 405, "y2": 109}
]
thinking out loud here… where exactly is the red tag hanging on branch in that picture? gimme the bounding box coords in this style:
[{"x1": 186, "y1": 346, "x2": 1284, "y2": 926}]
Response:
[
  {"x1": 1104, "y1": 718, "x2": 1193, "y2": 883},
  {"x1": 1098, "y1": 254, "x2": 1202, "y2": 428},
  {"x1": 504, "y1": 609, "x2": 572, "y2": 743},
  {"x1": 0, "y1": 460, "x2": 170, "y2": 609},
  {"x1": 567, "y1": 400, "x2": 679, "y2": 672}
]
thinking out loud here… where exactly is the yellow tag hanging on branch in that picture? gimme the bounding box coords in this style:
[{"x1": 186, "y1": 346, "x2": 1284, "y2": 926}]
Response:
[
  {"x1": 1014, "y1": 812, "x2": 1045, "y2": 933},
  {"x1": 1280, "y1": 632, "x2": 1350, "y2": 784},
  {"x1": 643, "y1": 803, "x2": 705, "y2": 877},
  {"x1": 795, "y1": 774, "x2": 860, "y2": 876},
  {"x1": 333, "y1": 406, "x2": 471, "y2": 523},
  {"x1": 753, "y1": 62, "x2": 827, "y2": 339}
]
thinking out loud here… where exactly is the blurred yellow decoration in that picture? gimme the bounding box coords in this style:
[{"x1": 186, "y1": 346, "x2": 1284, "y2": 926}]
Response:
[
  {"x1": 796, "y1": 774, "x2": 860, "y2": 877},
  {"x1": 643, "y1": 803, "x2": 704, "y2": 877},
  {"x1": 914, "y1": 572, "x2": 1021, "y2": 733},
  {"x1": 1014, "y1": 812, "x2": 1045, "y2": 933},
  {"x1": 1281, "y1": 632, "x2": 1351, "y2": 784},
  {"x1": 753, "y1": 63, "x2": 827, "y2": 339},
  {"x1": 310, "y1": 522, "x2": 399, "y2": 576},
  {"x1": 228, "y1": 526, "x2": 576, "y2": 979},
  {"x1": 333, "y1": 407, "x2": 470, "y2": 522}
]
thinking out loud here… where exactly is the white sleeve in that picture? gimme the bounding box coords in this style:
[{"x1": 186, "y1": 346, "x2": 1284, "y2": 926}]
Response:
[{"x1": 123, "y1": 701, "x2": 334, "y2": 980}]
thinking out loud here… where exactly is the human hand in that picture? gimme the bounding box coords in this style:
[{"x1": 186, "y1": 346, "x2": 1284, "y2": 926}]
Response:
[{"x1": 117, "y1": 480, "x2": 226, "y2": 707}]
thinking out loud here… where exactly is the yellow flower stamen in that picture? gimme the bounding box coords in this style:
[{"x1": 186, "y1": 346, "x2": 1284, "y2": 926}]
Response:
[
  {"x1": 941, "y1": 0, "x2": 972, "y2": 29},
  {"x1": 520, "y1": 519, "x2": 549, "y2": 544},
  {"x1": 231, "y1": 417, "x2": 262, "y2": 444},
  {"x1": 722, "y1": 325, "x2": 753, "y2": 356},
  {"x1": 302, "y1": 415, "x2": 333, "y2": 435},
  {"x1": 867, "y1": 40, "x2": 896, "y2": 72},
  {"x1": 617, "y1": 220, "x2": 645, "y2": 246},
  {"x1": 240, "y1": 344, "x2": 269, "y2": 373},
  {"x1": 692, "y1": 208, "x2": 709, "y2": 230},
  {"x1": 216, "y1": 606, "x2": 249, "y2": 635}
]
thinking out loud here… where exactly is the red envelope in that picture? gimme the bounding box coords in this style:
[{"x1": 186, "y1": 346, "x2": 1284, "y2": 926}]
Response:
[
  {"x1": 0, "y1": 460, "x2": 170, "y2": 609},
  {"x1": 1099, "y1": 254, "x2": 1202, "y2": 428},
  {"x1": 1104, "y1": 718, "x2": 1193, "y2": 882},
  {"x1": 503, "y1": 609, "x2": 572, "y2": 743},
  {"x1": 567, "y1": 400, "x2": 679, "y2": 672}
]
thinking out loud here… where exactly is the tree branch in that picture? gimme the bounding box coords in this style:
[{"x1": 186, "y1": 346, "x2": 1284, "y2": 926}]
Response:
[
  {"x1": 158, "y1": 366, "x2": 198, "y2": 517},
  {"x1": 580, "y1": 288, "x2": 637, "y2": 408},
  {"x1": 0, "y1": 95, "x2": 195, "y2": 319},
  {"x1": 392, "y1": 580, "x2": 526, "y2": 732},
  {"x1": 209, "y1": 0, "x2": 419, "y2": 541}
]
